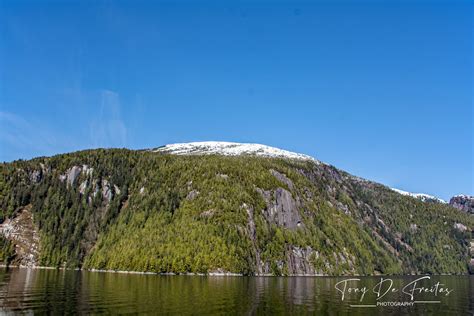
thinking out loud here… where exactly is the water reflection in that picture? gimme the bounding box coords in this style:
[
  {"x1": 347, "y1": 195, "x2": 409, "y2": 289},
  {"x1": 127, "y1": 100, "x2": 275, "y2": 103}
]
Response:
[{"x1": 0, "y1": 268, "x2": 472, "y2": 315}]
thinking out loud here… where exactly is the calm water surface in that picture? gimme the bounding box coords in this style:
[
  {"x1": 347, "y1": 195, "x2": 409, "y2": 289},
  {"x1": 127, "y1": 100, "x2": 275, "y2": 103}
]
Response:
[{"x1": 0, "y1": 268, "x2": 472, "y2": 315}]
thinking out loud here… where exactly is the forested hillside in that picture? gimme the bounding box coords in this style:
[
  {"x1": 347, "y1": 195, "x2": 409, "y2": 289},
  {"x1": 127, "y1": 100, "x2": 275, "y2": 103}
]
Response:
[{"x1": 1, "y1": 148, "x2": 472, "y2": 275}]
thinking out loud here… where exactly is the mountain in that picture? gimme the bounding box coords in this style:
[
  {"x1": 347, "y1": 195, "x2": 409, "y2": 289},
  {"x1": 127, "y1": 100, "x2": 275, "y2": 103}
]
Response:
[
  {"x1": 0, "y1": 142, "x2": 473, "y2": 275},
  {"x1": 450, "y1": 195, "x2": 474, "y2": 215}
]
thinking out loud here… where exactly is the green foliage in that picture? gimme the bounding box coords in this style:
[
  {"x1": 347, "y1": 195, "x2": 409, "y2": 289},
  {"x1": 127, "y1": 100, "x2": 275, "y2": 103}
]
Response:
[
  {"x1": 0, "y1": 236, "x2": 15, "y2": 264},
  {"x1": 0, "y1": 149, "x2": 472, "y2": 275},
  {"x1": 351, "y1": 181, "x2": 473, "y2": 274}
]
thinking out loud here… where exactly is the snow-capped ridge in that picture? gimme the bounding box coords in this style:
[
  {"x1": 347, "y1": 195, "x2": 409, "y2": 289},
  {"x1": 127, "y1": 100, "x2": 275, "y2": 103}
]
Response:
[
  {"x1": 391, "y1": 188, "x2": 446, "y2": 204},
  {"x1": 154, "y1": 142, "x2": 449, "y2": 205},
  {"x1": 154, "y1": 141, "x2": 319, "y2": 162}
]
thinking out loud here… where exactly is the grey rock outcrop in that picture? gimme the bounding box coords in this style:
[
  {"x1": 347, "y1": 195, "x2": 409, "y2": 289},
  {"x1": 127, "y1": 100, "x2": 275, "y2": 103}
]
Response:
[
  {"x1": 186, "y1": 190, "x2": 199, "y2": 201},
  {"x1": 59, "y1": 165, "x2": 94, "y2": 187},
  {"x1": 242, "y1": 203, "x2": 264, "y2": 274},
  {"x1": 79, "y1": 180, "x2": 88, "y2": 195},
  {"x1": 101, "y1": 180, "x2": 113, "y2": 202},
  {"x1": 0, "y1": 208, "x2": 40, "y2": 266},
  {"x1": 270, "y1": 169, "x2": 294, "y2": 191},
  {"x1": 286, "y1": 246, "x2": 316, "y2": 275},
  {"x1": 454, "y1": 223, "x2": 468, "y2": 232},
  {"x1": 257, "y1": 187, "x2": 303, "y2": 230},
  {"x1": 67, "y1": 166, "x2": 82, "y2": 186},
  {"x1": 29, "y1": 170, "x2": 42, "y2": 183},
  {"x1": 450, "y1": 195, "x2": 474, "y2": 215}
]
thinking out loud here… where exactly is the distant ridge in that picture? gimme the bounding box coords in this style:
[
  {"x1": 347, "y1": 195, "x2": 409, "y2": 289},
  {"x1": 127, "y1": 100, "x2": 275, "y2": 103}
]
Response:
[{"x1": 390, "y1": 188, "x2": 446, "y2": 204}]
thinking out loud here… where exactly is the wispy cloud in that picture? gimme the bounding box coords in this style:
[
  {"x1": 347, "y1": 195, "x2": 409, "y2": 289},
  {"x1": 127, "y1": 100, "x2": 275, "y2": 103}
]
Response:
[
  {"x1": 89, "y1": 89, "x2": 128, "y2": 148},
  {"x1": 0, "y1": 111, "x2": 62, "y2": 159},
  {"x1": 0, "y1": 89, "x2": 129, "y2": 161}
]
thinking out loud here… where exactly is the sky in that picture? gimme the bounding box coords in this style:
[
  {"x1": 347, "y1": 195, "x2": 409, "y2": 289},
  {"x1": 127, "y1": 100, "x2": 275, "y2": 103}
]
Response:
[{"x1": 0, "y1": 0, "x2": 472, "y2": 200}]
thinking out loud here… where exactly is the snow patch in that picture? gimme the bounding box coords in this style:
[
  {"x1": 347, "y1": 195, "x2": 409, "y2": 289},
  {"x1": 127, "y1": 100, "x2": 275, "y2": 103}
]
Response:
[
  {"x1": 391, "y1": 188, "x2": 446, "y2": 204},
  {"x1": 154, "y1": 141, "x2": 319, "y2": 163}
]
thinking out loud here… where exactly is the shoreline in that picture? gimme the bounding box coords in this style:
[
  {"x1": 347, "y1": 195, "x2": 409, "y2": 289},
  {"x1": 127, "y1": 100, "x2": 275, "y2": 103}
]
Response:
[
  {"x1": 0, "y1": 264, "x2": 333, "y2": 276},
  {"x1": 0, "y1": 264, "x2": 245, "y2": 276},
  {"x1": 0, "y1": 265, "x2": 470, "y2": 277}
]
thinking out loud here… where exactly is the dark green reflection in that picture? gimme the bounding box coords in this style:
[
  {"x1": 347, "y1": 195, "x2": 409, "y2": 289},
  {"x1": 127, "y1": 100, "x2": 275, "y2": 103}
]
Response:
[{"x1": 0, "y1": 268, "x2": 472, "y2": 315}]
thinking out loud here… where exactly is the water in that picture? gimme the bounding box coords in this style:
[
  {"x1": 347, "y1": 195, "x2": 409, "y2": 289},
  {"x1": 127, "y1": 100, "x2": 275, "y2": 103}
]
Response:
[{"x1": 0, "y1": 268, "x2": 472, "y2": 315}]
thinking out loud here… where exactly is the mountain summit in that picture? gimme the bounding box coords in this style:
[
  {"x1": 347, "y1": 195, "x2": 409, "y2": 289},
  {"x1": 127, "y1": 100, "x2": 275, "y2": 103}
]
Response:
[{"x1": 154, "y1": 141, "x2": 318, "y2": 162}]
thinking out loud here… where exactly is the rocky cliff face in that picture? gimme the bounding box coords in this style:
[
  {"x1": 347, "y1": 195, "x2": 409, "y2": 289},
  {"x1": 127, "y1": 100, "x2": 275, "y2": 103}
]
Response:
[
  {"x1": 449, "y1": 195, "x2": 474, "y2": 215},
  {"x1": 0, "y1": 207, "x2": 39, "y2": 266}
]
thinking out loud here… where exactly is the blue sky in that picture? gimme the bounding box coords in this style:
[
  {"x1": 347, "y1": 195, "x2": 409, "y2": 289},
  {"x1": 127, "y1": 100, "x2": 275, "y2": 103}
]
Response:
[{"x1": 0, "y1": 0, "x2": 472, "y2": 200}]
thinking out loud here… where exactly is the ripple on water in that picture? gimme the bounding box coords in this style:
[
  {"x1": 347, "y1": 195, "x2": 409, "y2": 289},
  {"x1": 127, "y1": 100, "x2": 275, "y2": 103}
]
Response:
[{"x1": 0, "y1": 269, "x2": 472, "y2": 315}]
